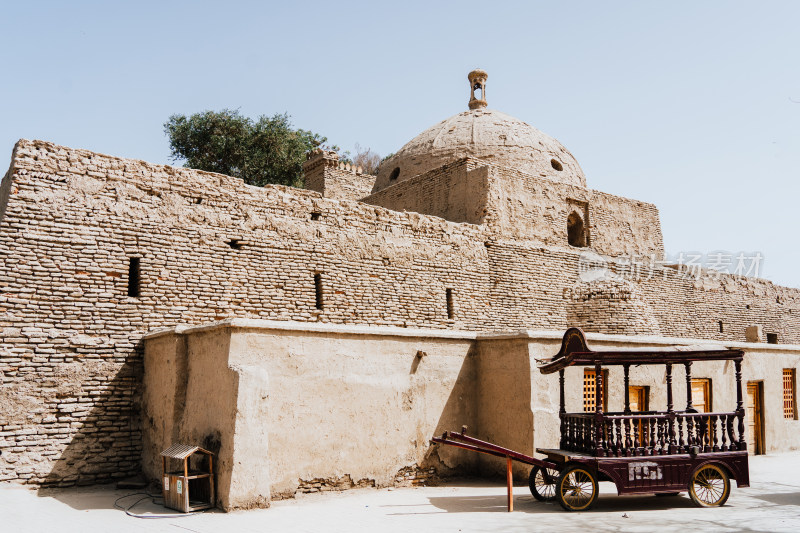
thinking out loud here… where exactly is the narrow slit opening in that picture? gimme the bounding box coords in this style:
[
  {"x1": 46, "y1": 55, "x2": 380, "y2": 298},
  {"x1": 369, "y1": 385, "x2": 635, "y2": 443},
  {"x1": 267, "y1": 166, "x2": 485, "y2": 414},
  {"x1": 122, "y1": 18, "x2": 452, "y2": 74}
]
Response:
[
  {"x1": 446, "y1": 288, "x2": 454, "y2": 320},
  {"x1": 314, "y1": 273, "x2": 324, "y2": 310},
  {"x1": 127, "y1": 257, "x2": 140, "y2": 298}
]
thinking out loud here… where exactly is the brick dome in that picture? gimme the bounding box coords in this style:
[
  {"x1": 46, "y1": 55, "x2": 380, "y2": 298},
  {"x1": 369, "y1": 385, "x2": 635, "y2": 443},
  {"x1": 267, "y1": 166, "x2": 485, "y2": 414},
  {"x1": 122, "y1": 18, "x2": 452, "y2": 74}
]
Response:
[{"x1": 373, "y1": 107, "x2": 587, "y2": 192}]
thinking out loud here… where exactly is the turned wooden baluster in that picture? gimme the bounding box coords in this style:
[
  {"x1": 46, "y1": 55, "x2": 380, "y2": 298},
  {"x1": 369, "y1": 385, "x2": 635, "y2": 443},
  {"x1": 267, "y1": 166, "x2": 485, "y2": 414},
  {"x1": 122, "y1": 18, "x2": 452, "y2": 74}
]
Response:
[
  {"x1": 648, "y1": 418, "x2": 656, "y2": 455},
  {"x1": 573, "y1": 417, "x2": 579, "y2": 451},
  {"x1": 684, "y1": 362, "x2": 694, "y2": 451},
  {"x1": 580, "y1": 418, "x2": 587, "y2": 451},
  {"x1": 735, "y1": 359, "x2": 746, "y2": 451},
  {"x1": 623, "y1": 364, "x2": 631, "y2": 414},
  {"x1": 600, "y1": 419, "x2": 605, "y2": 452},
  {"x1": 711, "y1": 415, "x2": 719, "y2": 452},
  {"x1": 667, "y1": 364, "x2": 676, "y2": 453},
  {"x1": 720, "y1": 415, "x2": 728, "y2": 451},
  {"x1": 559, "y1": 369, "x2": 566, "y2": 449},
  {"x1": 580, "y1": 418, "x2": 586, "y2": 451},
  {"x1": 623, "y1": 418, "x2": 632, "y2": 456},
  {"x1": 701, "y1": 417, "x2": 710, "y2": 453},
  {"x1": 615, "y1": 418, "x2": 623, "y2": 457},
  {"x1": 677, "y1": 416, "x2": 684, "y2": 452},
  {"x1": 594, "y1": 363, "x2": 606, "y2": 457},
  {"x1": 565, "y1": 416, "x2": 572, "y2": 450},
  {"x1": 727, "y1": 414, "x2": 737, "y2": 450}
]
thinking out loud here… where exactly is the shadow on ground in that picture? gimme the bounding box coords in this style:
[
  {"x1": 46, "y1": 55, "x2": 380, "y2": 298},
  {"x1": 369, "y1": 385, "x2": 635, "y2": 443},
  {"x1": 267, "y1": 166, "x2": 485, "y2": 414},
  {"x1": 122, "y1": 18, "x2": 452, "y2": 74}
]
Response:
[
  {"x1": 750, "y1": 492, "x2": 800, "y2": 506},
  {"x1": 36, "y1": 483, "x2": 223, "y2": 519},
  {"x1": 424, "y1": 491, "x2": 696, "y2": 514}
]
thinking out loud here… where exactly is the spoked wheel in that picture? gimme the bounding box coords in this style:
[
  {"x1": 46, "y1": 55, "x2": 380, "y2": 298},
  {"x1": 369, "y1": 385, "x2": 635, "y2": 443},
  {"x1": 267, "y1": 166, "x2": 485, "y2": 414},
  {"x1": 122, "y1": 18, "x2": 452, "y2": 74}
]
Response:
[
  {"x1": 688, "y1": 464, "x2": 730, "y2": 507},
  {"x1": 556, "y1": 464, "x2": 598, "y2": 511},
  {"x1": 529, "y1": 465, "x2": 559, "y2": 501}
]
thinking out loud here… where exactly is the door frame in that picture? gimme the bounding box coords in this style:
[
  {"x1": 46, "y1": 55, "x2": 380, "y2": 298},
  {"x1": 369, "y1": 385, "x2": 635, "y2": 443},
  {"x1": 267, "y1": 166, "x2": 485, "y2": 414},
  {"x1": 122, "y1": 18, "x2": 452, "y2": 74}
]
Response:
[{"x1": 747, "y1": 380, "x2": 765, "y2": 455}]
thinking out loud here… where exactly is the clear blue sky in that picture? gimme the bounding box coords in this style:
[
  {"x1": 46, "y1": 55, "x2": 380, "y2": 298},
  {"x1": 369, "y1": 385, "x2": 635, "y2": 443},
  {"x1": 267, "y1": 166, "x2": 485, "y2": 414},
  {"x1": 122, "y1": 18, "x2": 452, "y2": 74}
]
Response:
[{"x1": 2, "y1": 1, "x2": 798, "y2": 286}]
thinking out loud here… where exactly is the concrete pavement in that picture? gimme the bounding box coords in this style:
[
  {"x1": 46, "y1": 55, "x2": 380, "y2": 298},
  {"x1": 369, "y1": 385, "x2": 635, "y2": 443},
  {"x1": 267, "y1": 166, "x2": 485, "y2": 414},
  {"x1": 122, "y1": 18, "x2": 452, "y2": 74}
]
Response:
[{"x1": 3, "y1": 453, "x2": 799, "y2": 532}]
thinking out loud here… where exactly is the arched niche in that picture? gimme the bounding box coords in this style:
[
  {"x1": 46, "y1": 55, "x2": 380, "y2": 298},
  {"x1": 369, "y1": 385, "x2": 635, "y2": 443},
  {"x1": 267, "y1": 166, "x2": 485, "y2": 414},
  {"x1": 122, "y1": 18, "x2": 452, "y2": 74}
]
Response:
[{"x1": 567, "y1": 211, "x2": 587, "y2": 247}]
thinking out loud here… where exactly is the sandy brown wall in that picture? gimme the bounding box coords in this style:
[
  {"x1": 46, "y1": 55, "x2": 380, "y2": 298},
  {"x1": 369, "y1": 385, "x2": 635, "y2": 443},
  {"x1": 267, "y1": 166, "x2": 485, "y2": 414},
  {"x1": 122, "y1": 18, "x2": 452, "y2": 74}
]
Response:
[
  {"x1": 2, "y1": 139, "x2": 800, "y2": 489},
  {"x1": 303, "y1": 150, "x2": 376, "y2": 202},
  {"x1": 140, "y1": 332, "x2": 187, "y2": 481},
  {"x1": 0, "y1": 140, "x2": 490, "y2": 485},
  {"x1": 141, "y1": 324, "x2": 800, "y2": 509},
  {"x1": 474, "y1": 338, "x2": 535, "y2": 479},
  {"x1": 143, "y1": 321, "x2": 481, "y2": 508},
  {"x1": 362, "y1": 159, "x2": 490, "y2": 224},
  {"x1": 483, "y1": 163, "x2": 664, "y2": 257},
  {"x1": 230, "y1": 326, "x2": 479, "y2": 499}
]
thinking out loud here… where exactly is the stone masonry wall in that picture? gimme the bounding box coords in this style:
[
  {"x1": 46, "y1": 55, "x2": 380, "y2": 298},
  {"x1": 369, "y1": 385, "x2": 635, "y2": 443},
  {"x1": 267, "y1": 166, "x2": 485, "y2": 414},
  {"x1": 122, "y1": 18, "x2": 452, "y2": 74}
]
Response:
[
  {"x1": 483, "y1": 162, "x2": 664, "y2": 257},
  {"x1": 0, "y1": 140, "x2": 490, "y2": 485},
  {"x1": 484, "y1": 238, "x2": 800, "y2": 341},
  {"x1": 365, "y1": 156, "x2": 663, "y2": 258},
  {"x1": 362, "y1": 159, "x2": 489, "y2": 225},
  {"x1": 1, "y1": 139, "x2": 799, "y2": 487},
  {"x1": 303, "y1": 149, "x2": 376, "y2": 202}
]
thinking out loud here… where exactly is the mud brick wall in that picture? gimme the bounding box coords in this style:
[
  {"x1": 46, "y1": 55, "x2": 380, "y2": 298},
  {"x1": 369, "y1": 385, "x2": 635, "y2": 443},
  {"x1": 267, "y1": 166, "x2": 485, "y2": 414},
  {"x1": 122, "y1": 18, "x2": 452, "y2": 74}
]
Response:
[
  {"x1": 1, "y1": 138, "x2": 800, "y2": 487},
  {"x1": 365, "y1": 156, "x2": 663, "y2": 258},
  {"x1": 0, "y1": 140, "x2": 490, "y2": 485},
  {"x1": 482, "y1": 163, "x2": 664, "y2": 258},
  {"x1": 303, "y1": 149, "x2": 376, "y2": 202},
  {"x1": 362, "y1": 158, "x2": 489, "y2": 225}
]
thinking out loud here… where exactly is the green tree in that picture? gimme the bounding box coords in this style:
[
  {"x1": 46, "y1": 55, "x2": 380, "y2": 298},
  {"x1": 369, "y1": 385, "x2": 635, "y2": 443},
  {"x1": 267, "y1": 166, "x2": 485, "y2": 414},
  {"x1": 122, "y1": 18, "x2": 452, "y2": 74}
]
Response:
[{"x1": 164, "y1": 109, "x2": 330, "y2": 188}]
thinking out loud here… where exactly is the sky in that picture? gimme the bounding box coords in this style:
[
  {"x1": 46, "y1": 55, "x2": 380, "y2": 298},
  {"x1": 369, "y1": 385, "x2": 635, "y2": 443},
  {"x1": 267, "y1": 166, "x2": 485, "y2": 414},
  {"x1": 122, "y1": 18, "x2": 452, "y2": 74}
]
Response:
[{"x1": 1, "y1": 1, "x2": 798, "y2": 286}]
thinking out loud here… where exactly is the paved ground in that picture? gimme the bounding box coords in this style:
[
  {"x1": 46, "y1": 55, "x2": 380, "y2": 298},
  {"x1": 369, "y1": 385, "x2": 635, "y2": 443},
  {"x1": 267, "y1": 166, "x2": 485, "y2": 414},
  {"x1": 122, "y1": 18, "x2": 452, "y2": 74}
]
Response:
[{"x1": 4, "y1": 453, "x2": 800, "y2": 533}]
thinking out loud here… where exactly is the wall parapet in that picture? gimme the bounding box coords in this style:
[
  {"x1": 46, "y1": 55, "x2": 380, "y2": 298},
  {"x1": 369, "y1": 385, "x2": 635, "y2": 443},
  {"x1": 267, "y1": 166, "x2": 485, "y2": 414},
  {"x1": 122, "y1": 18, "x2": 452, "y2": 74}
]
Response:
[{"x1": 144, "y1": 318, "x2": 800, "y2": 352}]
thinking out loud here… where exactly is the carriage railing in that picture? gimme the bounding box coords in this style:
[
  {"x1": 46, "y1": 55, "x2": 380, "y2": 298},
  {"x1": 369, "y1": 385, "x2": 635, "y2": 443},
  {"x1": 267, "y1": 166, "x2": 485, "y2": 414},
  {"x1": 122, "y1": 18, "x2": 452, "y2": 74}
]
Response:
[{"x1": 560, "y1": 411, "x2": 745, "y2": 456}]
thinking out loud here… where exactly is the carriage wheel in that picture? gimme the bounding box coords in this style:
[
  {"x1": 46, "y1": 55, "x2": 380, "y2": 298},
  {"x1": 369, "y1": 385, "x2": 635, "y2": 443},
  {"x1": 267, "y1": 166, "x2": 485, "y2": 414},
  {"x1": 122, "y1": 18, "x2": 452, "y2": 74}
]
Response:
[
  {"x1": 556, "y1": 464, "x2": 598, "y2": 511},
  {"x1": 529, "y1": 465, "x2": 559, "y2": 501},
  {"x1": 688, "y1": 464, "x2": 730, "y2": 507}
]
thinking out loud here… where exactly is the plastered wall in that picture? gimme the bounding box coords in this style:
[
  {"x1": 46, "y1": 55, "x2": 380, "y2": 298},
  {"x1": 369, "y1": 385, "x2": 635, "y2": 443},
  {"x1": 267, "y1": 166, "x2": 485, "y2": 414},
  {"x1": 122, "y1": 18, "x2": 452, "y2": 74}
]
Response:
[
  {"x1": 143, "y1": 321, "x2": 480, "y2": 510},
  {"x1": 142, "y1": 323, "x2": 800, "y2": 509}
]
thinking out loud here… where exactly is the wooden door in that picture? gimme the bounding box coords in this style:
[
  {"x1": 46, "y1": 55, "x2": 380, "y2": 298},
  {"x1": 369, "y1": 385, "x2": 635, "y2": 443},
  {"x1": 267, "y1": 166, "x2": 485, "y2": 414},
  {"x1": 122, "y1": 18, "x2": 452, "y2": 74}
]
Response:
[
  {"x1": 629, "y1": 386, "x2": 648, "y2": 412},
  {"x1": 691, "y1": 379, "x2": 711, "y2": 447},
  {"x1": 691, "y1": 379, "x2": 711, "y2": 412},
  {"x1": 629, "y1": 386, "x2": 648, "y2": 445},
  {"x1": 747, "y1": 381, "x2": 764, "y2": 455},
  {"x1": 583, "y1": 369, "x2": 608, "y2": 412}
]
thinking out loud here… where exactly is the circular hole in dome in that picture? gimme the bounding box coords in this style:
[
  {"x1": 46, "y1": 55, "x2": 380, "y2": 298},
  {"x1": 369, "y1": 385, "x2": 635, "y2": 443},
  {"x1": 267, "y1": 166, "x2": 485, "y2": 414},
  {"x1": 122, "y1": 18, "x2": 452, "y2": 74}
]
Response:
[
  {"x1": 551, "y1": 159, "x2": 563, "y2": 171},
  {"x1": 390, "y1": 167, "x2": 400, "y2": 181}
]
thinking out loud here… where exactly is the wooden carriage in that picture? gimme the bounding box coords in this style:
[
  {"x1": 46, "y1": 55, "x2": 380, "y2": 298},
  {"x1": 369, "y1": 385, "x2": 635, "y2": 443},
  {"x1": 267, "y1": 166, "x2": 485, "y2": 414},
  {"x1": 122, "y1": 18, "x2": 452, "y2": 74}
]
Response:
[{"x1": 434, "y1": 327, "x2": 750, "y2": 511}]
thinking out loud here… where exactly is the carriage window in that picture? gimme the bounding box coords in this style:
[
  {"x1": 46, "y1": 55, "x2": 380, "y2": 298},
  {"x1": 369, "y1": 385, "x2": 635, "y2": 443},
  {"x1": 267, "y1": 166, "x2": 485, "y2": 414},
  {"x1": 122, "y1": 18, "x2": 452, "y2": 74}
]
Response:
[
  {"x1": 785, "y1": 369, "x2": 797, "y2": 420},
  {"x1": 583, "y1": 369, "x2": 608, "y2": 412}
]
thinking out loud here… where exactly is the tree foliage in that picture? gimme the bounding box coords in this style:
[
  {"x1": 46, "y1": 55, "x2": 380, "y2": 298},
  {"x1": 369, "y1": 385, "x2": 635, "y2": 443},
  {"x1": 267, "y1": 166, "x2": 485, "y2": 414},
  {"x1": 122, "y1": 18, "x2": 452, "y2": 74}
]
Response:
[
  {"x1": 164, "y1": 109, "x2": 329, "y2": 188},
  {"x1": 349, "y1": 143, "x2": 382, "y2": 175}
]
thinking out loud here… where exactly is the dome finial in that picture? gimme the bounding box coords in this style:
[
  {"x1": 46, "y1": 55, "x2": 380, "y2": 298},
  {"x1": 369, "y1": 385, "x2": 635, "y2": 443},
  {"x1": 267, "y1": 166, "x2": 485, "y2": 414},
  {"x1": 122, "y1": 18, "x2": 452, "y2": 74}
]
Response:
[{"x1": 468, "y1": 69, "x2": 488, "y2": 110}]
